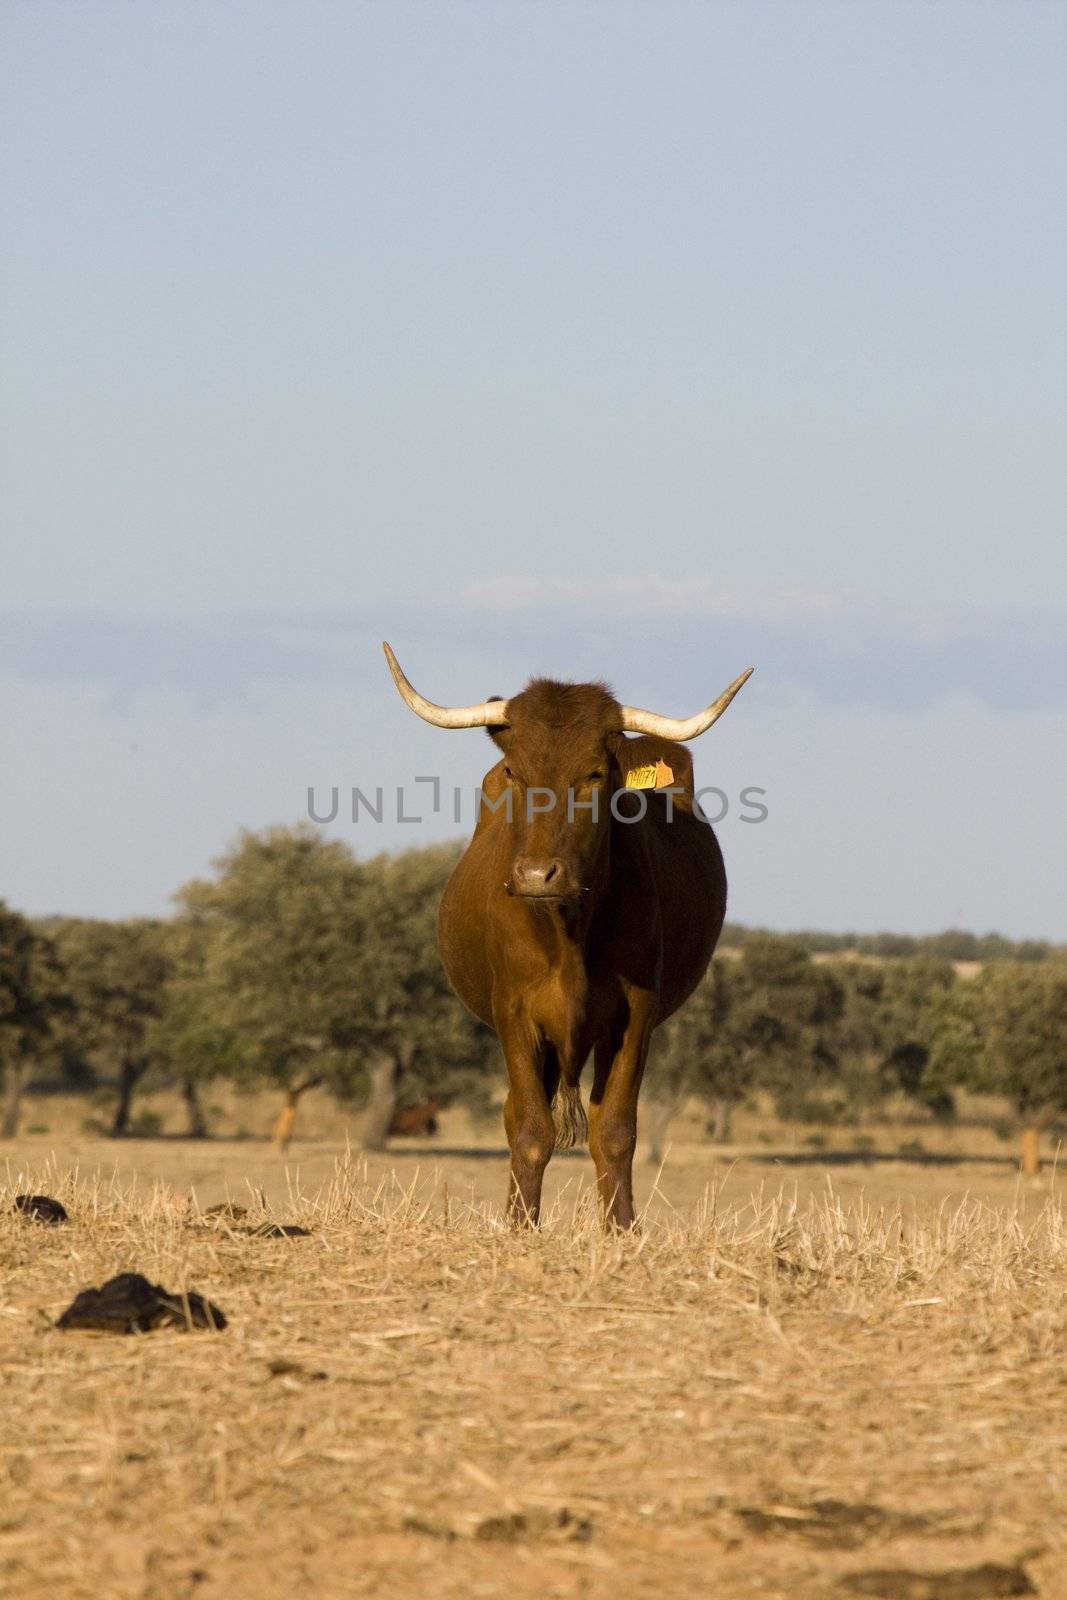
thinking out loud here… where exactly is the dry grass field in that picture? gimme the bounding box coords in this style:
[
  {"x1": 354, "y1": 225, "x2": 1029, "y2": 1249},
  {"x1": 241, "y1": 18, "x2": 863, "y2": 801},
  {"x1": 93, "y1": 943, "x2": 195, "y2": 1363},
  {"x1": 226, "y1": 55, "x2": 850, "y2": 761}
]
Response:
[{"x1": 2, "y1": 1119, "x2": 1065, "y2": 1600}]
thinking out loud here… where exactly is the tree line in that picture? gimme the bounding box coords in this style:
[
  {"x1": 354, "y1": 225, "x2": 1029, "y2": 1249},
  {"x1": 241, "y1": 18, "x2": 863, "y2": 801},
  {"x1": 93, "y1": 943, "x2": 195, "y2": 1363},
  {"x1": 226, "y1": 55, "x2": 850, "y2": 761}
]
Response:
[
  {"x1": 717, "y1": 924, "x2": 1062, "y2": 964},
  {"x1": 651, "y1": 935, "x2": 1067, "y2": 1172},
  {"x1": 2, "y1": 827, "x2": 1065, "y2": 1168},
  {"x1": 1, "y1": 830, "x2": 496, "y2": 1149}
]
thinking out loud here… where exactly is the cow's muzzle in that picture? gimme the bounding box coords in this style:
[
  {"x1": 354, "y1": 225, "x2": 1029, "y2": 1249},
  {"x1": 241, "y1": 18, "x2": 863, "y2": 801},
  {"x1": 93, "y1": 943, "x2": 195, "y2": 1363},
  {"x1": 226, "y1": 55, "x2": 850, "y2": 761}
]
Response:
[{"x1": 507, "y1": 856, "x2": 575, "y2": 900}]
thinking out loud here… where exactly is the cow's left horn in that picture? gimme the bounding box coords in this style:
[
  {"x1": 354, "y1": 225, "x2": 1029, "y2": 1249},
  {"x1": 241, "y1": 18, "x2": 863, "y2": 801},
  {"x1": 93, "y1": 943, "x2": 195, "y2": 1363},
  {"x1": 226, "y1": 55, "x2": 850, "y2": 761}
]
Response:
[
  {"x1": 383, "y1": 643, "x2": 509, "y2": 728},
  {"x1": 619, "y1": 667, "x2": 755, "y2": 741}
]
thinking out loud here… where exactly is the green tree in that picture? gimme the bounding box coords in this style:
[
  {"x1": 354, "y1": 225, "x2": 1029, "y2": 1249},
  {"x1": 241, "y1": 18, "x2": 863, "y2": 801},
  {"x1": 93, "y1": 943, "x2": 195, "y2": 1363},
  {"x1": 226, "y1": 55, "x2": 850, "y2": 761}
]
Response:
[
  {"x1": 737, "y1": 934, "x2": 845, "y2": 1123},
  {"x1": 172, "y1": 829, "x2": 496, "y2": 1151},
  {"x1": 877, "y1": 958, "x2": 957, "y2": 1116},
  {"x1": 929, "y1": 963, "x2": 1067, "y2": 1173},
  {"x1": 648, "y1": 960, "x2": 745, "y2": 1155},
  {"x1": 148, "y1": 914, "x2": 250, "y2": 1137},
  {"x1": 834, "y1": 957, "x2": 958, "y2": 1121},
  {"x1": 920, "y1": 929, "x2": 980, "y2": 962},
  {"x1": 354, "y1": 844, "x2": 497, "y2": 1147},
  {"x1": 648, "y1": 935, "x2": 845, "y2": 1153},
  {"x1": 855, "y1": 932, "x2": 919, "y2": 958},
  {"x1": 174, "y1": 827, "x2": 369, "y2": 1149},
  {"x1": 50, "y1": 918, "x2": 173, "y2": 1135},
  {"x1": 0, "y1": 902, "x2": 66, "y2": 1137}
]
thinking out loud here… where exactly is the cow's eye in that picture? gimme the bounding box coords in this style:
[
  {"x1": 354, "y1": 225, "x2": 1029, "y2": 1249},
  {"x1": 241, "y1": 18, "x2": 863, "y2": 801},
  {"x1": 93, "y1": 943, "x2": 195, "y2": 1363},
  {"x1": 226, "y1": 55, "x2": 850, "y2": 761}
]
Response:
[
  {"x1": 503, "y1": 765, "x2": 514, "y2": 780},
  {"x1": 587, "y1": 770, "x2": 605, "y2": 784}
]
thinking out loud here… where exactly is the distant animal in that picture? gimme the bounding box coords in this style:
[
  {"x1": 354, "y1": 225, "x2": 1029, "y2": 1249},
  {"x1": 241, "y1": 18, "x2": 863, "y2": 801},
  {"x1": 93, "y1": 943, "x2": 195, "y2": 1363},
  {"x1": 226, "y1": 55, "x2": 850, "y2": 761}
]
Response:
[
  {"x1": 384, "y1": 643, "x2": 753, "y2": 1228},
  {"x1": 387, "y1": 1100, "x2": 442, "y2": 1138}
]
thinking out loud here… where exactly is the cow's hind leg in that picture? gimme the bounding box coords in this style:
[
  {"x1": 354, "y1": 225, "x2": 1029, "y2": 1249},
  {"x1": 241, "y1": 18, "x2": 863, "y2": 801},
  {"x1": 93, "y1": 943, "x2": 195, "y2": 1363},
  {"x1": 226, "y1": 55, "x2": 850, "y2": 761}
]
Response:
[{"x1": 588, "y1": 988, "x2": 656, "y2": 1229}]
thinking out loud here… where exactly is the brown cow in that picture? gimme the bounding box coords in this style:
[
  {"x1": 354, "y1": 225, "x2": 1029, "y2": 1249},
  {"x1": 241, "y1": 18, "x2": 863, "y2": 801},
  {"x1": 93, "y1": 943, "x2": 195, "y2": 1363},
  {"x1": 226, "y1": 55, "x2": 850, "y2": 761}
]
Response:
[
  {"x1": 387, "y1": 1100, "x2": 441, "y2": 1137},
  {"x1": 383, "y1": 644, "x2": 753, "y2": 1228}
]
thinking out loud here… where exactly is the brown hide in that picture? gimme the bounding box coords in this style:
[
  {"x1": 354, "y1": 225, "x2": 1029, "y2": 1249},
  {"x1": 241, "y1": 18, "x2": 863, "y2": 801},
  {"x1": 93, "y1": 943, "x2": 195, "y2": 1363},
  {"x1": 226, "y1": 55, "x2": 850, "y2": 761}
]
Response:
[{"x1": 387, "y1": 1101, "x2": 441, "y2": 1137}]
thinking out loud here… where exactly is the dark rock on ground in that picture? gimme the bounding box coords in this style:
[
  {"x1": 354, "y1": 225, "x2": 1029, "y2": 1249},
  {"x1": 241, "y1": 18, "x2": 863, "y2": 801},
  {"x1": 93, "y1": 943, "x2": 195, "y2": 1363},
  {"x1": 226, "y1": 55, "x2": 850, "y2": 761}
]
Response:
[
  {"x1": 738, "y1": 1499, "x2": 932, "y2": 1549},
  {"x1": 404, "y1": 1506, "x2": 593, "y2": 1544},
  {"x1": 266, "y1": 1357, "x2": 329, "y2": 1380},
  {"x1": 55, "y1": 1272, "x2": 227, "y2": 1333},
  {"x1": 473, "y1": 1508, "x2": 593, "y2": 1543},
  {"x1": 14, "y1": 1194, "x2": 68, "y2": 1224},
  {"x1": 839, "y1": 1563, "x2": 1036, "y2": 1599},
  {"x1": 195, "y1": 1206, "x2": 308, "y2": 1237},
  {"x1": 243, "y1": 1223, "x2": 311, "y2": 1238}
]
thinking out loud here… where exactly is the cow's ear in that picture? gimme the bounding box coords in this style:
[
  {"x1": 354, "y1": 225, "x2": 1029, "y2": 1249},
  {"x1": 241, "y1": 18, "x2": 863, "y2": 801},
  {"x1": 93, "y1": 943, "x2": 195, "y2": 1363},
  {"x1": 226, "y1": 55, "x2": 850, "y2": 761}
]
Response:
[
  {"x1": 604, "y1": 731, "x2": 627, "y2": 778},
  {"x1": 610, "y1": 734, "x2": 694, "y2": 803},
  {"x1": 485, "y1": 698, "x2": 509, "y2": 751}
]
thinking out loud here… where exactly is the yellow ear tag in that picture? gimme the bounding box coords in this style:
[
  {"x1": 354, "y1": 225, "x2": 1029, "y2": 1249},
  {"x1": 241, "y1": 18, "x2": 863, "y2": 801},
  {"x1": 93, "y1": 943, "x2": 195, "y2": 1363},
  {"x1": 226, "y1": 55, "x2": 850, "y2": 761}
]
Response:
[{"x1": 624, "y1": 759, "x2": 675, "y2": 790}]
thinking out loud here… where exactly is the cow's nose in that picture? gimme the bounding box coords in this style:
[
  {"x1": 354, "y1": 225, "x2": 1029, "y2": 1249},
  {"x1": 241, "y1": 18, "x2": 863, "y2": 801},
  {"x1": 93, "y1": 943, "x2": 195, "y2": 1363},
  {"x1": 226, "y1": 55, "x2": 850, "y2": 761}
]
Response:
[{"x1": 510, "y1": 856, "x2": 567, "y2": 897}]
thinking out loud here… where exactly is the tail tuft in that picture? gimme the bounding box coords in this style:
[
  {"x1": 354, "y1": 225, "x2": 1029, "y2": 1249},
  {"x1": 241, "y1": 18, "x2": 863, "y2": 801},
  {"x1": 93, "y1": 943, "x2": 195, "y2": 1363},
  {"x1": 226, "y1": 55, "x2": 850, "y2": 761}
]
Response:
[{"x1": 551, "y1": 1081, "x2": 588, "y2": 1151}]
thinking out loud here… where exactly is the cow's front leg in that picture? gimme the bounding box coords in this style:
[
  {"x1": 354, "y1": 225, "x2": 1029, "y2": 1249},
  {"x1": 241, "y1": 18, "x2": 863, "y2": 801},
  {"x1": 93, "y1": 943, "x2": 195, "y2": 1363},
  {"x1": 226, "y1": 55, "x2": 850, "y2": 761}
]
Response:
[
  {"x1": 497, "y1": 1015, "x2": 554, "y2": 1227},
  {"x1": 588, "y1": 988, "x2": 656, "y2": 1229}
]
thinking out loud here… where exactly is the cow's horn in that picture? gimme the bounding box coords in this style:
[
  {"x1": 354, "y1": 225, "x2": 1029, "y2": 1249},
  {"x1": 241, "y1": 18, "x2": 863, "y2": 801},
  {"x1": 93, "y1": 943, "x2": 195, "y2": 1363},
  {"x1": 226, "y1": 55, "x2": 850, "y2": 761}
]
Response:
[
  {"x1": 619, "y1": 667, "x2": 755, "y2": 740},
  {"x1": 383, "y1": 643, "x2": 508, "y2": 729}
]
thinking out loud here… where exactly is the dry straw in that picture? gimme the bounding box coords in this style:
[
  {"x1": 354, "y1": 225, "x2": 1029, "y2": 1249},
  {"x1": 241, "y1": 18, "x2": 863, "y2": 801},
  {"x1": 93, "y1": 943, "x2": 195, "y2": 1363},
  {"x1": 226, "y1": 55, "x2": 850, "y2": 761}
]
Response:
[{"x1": 2, "y1": 1155, "x2": 1064, "y2": 1599}]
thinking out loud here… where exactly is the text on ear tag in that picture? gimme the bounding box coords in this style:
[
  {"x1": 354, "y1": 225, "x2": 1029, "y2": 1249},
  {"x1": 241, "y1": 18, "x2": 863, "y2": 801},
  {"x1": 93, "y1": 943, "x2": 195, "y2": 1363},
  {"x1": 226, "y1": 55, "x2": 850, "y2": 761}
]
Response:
[{"x1": 624, "y1": 759, "x2": 675, "y2": 790}]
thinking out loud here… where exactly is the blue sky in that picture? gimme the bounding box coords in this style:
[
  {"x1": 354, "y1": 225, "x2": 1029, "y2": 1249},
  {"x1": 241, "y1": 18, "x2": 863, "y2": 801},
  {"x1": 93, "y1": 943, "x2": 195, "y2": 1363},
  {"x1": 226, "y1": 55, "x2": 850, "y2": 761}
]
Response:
[{"x1": 2, "y1": 2, "x2": 1064, "y2": 935}]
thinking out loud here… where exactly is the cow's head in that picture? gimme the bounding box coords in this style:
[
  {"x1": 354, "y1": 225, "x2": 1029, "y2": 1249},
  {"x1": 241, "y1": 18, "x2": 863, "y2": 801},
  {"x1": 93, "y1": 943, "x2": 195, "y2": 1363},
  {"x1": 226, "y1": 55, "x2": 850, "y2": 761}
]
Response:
[{"x1": 383, "y1": 644, "x2": 753, "y2": 904}]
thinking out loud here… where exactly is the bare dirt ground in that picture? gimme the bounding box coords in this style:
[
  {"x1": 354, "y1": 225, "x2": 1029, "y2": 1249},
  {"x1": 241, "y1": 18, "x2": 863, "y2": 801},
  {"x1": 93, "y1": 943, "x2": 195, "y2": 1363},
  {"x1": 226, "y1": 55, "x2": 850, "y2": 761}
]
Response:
[{"x1": 2, "y1": 1122, "x2": 1065, "y2": 1600}]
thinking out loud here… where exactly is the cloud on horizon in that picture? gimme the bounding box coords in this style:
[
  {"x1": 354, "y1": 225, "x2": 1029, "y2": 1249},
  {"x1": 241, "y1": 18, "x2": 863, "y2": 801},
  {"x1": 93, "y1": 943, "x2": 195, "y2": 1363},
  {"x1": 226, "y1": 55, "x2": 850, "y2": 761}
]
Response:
[{"x1": 1, "y1": 584, "x2": 1064, "y2": 716}]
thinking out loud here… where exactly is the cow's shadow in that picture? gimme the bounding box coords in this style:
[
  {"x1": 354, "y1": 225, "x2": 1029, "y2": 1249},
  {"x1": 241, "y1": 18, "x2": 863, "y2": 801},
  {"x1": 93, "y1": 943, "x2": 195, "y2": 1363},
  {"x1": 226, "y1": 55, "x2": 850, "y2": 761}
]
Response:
[
  {"x1": 749, "y1": 1148, "x2": 1024, "y2": 1169},
  {"x1": 386, "y1": 1143, "x2": 1031, "y2": 1170},
  {"x1": 385, "y1": 1143, "x2": 586, "y2": 1161}
]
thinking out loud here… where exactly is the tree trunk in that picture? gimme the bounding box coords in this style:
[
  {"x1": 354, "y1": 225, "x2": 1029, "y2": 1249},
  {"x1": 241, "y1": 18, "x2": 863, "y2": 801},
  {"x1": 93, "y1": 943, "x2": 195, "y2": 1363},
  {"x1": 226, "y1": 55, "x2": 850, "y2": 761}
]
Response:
[
  {"x1": 181, "y1": 1075, "x2": 209, "y2": 1139},
  {"x1": 1, "y1": 1061, "x2": 31, "y2": 1138},
  {"x1": 1021, "y1": 1125, "x2": 1041, "y2": 1177},
  {"x1": 272, "y1": 1088, "x2": 299, "y2": 1154},
  {"x1": 111, "y1": 1058, "x2": 145, "y2": 1137},
  {"x1": 271, "y1": 1074, "x2": 324, "y2": 1154},
  {"x1": 361, "y1": 1053, "x2": 399, "y2": 1151},
  {"x1": 708, "y1": 1097, "x2": 734, "y2": 1144},
  {"x1": 645, "y1": 1097, "x2": 680, "y2": 1165}
]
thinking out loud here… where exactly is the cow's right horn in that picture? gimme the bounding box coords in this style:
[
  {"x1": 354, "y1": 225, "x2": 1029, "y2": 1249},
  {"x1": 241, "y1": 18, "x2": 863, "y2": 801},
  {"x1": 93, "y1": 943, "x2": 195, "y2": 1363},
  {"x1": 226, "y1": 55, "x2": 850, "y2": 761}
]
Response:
[
  {"x1": 619, "y1": 667, "x2": 755, "y2": 740},
  {"x1": 383, "y1": 643, "x2": 509, "y2": 729}
]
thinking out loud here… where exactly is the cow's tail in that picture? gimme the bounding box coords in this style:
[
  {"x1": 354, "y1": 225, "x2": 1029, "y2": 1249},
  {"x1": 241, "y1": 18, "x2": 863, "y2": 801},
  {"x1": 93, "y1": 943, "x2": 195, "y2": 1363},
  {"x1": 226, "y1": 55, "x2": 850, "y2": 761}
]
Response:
[{"x1": 551, "y1": 1080, "x2": 587, "y2": 1151}]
